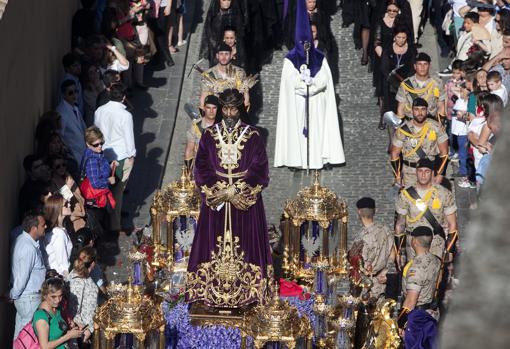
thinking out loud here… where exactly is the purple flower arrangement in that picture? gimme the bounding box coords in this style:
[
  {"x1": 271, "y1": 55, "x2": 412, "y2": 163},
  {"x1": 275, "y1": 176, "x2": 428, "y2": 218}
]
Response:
[{"x1": 163, "y1": 296, "x2": 317, "y2": 348}]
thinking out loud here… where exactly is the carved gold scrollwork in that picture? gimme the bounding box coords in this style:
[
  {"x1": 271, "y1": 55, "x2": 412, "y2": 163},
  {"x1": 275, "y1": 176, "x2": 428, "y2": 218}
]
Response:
[{"x1": 185, "y1": 230, "x2": 268, "y2": 308}]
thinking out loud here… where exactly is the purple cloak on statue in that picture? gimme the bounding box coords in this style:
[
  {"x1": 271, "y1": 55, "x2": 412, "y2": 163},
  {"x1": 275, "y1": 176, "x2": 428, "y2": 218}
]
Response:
[
  {"x1": 188, "y1": 122, "x2": 273, "y2": 278},
  {"x1": 404, "y1": 309, "x2": 438, "y2": 349}
]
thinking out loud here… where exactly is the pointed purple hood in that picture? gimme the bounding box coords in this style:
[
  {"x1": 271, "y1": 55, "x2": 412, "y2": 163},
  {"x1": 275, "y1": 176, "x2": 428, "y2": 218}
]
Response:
[{"x1": 285, "y1": 0, "x2": 325, "y2": 77}]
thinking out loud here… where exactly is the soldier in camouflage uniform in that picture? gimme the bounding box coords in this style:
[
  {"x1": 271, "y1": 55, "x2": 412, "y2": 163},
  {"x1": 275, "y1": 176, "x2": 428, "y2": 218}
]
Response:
[
  {"x1": 184, "y1": 95, "x2": 221, "y2": 170},
  {"x1": 199, "y1": 42, "x2": 251, "y2": 109},
  {"x1": 390, "y1": 97, "x2": 449, "y2": 188},
  {"x1": 349, "y1": 197, "x2": 394, "y2": 298},
  {"x1": 396, "y1": 52, "x2": 446, "y2": 120},
  {"x1": 395, "y1": 159, "x2": 458, "y2": 263},
  {"x1": 397, "y1": 226, "x2": 441, "y2": 340}
]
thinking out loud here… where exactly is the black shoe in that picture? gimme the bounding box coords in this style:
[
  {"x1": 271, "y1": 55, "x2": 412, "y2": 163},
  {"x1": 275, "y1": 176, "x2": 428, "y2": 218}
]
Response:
[
  {"x1": 361, "y1": 52, "x2": 368, "y2": 66},
  {"x1": 415, "y1": 42, "x2": 423, "y2": 49},
  {"x1": 166, "y1": 59, "x2": 175, "y2": 67},
  {"x1": 378, "y1": 121, "x2": 386, "y2": 130}
]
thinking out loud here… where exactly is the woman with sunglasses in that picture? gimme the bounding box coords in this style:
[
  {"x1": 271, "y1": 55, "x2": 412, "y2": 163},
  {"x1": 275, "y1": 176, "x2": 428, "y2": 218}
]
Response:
[
  {"x1": 67, "y1": 247, "x2": 98, "y2": 346},
  {"x1": 32, "y1": 277, "x2": 83, "y2": 349},
  {"x1": 80, "y1": 126, "x2": 115, "y2": 234},
  {"x1": 43, "y1": 194, "x2": 74, "y2": 277}
]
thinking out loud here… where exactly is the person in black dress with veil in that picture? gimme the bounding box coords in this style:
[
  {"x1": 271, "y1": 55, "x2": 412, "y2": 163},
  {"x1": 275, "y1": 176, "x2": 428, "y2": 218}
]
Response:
[
  {"x1": 201, "y1": 0, "x2": 247, "y2": 67},
  {"x1": 379, "y1": 26, "x2": 416, "y2": 128},
  {"x1": 372, "y1": 1, "x2": 412, "y2": 122}
]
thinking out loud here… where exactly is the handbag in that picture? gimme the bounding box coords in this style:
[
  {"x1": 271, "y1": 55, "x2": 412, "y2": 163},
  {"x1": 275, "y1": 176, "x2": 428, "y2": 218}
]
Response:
[
  {"x1": 13, "y1": 322, "x2": 40, "y2": 349},
  {"x1": 13, "y1": 310, "x2": 53, "y2": 349}
]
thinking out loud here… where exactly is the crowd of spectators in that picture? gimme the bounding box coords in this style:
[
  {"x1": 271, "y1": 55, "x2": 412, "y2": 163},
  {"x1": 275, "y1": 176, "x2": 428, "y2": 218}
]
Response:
[
  {"x1": 345, "y1": 0, "x2": 507, "y2": 199},
  {"x1": 9, "y1": 0, "x2": 191, "y2": 346}
]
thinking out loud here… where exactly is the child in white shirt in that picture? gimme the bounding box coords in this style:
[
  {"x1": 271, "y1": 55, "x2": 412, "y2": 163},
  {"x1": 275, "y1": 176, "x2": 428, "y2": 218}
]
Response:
[{"x1": 487, "y1": 70, "x2": 508, "y2": 106}]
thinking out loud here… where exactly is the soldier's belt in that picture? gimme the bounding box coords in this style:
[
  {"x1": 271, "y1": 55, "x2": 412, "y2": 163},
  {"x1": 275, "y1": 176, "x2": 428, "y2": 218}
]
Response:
[
  {"x1": 403, "y1": 160, "x2": 419, "y2": 168},
  {"x1": 415, "y1": 302, "x2": 433, "y2": 311}
]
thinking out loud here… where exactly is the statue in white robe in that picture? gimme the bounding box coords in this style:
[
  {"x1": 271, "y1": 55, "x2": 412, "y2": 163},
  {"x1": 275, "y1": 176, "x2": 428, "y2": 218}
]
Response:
[{"x1": 274, "y1": 56, "x2": 345, "y2": 169}]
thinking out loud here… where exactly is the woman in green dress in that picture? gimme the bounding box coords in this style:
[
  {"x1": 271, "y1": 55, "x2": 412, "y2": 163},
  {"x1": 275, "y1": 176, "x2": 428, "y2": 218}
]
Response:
[{"x1": 33, "y1": 277, "x2": 83, "y2": 349}]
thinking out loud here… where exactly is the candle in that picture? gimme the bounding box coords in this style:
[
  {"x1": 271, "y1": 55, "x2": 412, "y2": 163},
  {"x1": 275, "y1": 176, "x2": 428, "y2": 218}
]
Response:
[{"x1": 133, "y1": 262, "x2": 142, "y2": 285}]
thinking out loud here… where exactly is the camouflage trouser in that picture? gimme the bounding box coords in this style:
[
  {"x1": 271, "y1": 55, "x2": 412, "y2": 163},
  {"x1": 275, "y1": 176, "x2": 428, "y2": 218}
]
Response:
[{"x1": 370, "y1": 277, "x2": 387, "y2": 298}]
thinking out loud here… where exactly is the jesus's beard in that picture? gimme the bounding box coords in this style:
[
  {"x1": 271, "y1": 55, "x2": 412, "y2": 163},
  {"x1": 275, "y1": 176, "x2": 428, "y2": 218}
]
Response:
[{"x1": 224, "y1": 115, "x2": 239, "y2": 130}]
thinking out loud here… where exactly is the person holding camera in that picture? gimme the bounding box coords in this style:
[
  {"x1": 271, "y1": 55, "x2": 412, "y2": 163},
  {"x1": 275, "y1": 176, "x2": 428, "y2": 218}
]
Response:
[
  {"x1": 70, "y1": 227, "x2": 107, "y2": 296},
  {"x1": 67, "y1": 247, "x2": 99, "y2": 347},
  {"x1": 31, "y1": 277, "x2": 84, "y2": 349}
]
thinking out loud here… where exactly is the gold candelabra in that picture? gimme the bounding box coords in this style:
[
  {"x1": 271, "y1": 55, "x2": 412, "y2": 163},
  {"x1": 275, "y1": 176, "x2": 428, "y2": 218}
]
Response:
[{"x1": 93, "y1": 277, "x2": 165, "y2": 349}]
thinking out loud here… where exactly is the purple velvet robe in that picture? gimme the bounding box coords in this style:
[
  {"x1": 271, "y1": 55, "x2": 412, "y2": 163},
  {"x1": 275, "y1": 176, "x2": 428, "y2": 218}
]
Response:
[{"x1": 188, "y1": 122, "x2": 273, "y2": 277}]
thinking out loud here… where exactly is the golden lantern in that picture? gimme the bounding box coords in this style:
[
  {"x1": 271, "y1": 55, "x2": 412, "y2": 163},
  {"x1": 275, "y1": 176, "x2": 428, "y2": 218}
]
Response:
[
  {"x1": 282, "y1": 170, "x2": 349, "y2": 286},
  {"x1": 243, "y1": 286, "x2": 314, "y2": 349},
  {"x1": 150, "y1": 166, "x2": 200, "y2": 268},
  {"x1": 93, "y1": 278, "x2": 165, "y2": 349}
]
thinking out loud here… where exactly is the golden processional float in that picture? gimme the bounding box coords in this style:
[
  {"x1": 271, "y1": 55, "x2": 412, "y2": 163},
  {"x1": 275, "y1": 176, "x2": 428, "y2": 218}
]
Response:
[{"x1": 93, "y1": 167, "x2": 400, "y2": 348}]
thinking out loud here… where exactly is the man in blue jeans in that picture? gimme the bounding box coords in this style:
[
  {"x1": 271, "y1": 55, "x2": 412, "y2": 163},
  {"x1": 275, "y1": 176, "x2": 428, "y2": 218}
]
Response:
[
  {"x1": 451, "y1": 98, "x2": 471, "y2": 188},
  {"x1": 10, "y1": 212, "x2": 47, "y2": 339}
]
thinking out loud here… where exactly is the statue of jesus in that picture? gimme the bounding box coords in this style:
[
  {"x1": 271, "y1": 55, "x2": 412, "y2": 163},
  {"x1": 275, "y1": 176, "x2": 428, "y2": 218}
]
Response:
[{"x1": 186, "y1": 88, "x2": 272, "y2": 307}]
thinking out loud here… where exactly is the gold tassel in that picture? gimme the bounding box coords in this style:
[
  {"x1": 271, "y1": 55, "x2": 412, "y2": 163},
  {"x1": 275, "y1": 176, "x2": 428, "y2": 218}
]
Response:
[{"x1": 428, "y1": 130, "x2": 436, "y2": 141}]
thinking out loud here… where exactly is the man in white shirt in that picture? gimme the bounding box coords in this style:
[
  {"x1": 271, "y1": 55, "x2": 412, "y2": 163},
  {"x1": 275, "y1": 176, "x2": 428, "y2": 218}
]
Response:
[
  {"x1": 57, "y1": 79, "x2": 87, "y2": 164},
  {"x1": 94, "y1": 84, "x2": 136, "y2": 232}
]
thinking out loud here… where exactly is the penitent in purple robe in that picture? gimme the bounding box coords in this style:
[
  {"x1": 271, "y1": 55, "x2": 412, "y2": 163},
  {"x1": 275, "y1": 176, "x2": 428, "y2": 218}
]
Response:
[{"x1": 187, "y1": 121, "x2": 273, "y2": 304}]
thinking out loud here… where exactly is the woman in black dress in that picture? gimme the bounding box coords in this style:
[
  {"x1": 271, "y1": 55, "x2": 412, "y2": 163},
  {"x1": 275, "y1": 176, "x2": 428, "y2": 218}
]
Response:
[
  {"x1": 379, "y1": 26, "x2": 416, "y2": 128},
  {"x1": 201, "y1": 0, "x2": 247, "y2": 66},
  {"x1": 373, "y1": 1, "x2": 403, "y2": 115}
]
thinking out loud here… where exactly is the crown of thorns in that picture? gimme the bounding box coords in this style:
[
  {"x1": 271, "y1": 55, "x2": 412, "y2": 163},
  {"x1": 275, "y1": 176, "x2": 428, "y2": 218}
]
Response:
[{"x1": 218, "y1": 89, "x2": 244, "y2": 107}]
